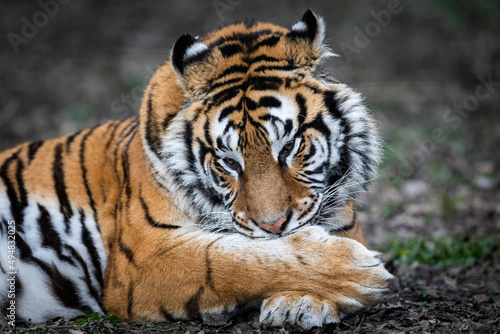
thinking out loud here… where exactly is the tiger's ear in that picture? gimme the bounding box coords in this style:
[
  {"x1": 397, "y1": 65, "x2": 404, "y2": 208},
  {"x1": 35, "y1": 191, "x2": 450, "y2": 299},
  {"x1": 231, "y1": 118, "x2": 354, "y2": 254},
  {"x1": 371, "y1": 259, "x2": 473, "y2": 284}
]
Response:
[
  {"x1": 171, "y1": 34, "x2": 210, "y2": 76},
  {"x1": 288, "y1": 9, "x2": 332, "y2": 63},
  {"x1": 290, "y1": 9, "x2": 324, "y2": 45},
  {"x1": 170, "y1": 33, "x2": 217, "y2": 97}
]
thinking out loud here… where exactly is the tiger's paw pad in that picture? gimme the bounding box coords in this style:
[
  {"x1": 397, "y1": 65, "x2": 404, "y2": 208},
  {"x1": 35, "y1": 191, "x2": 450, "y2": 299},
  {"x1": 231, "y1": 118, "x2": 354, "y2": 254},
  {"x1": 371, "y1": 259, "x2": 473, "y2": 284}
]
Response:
[{"x1": 259, "y1": 292, "x2": 339, "y2": 330}]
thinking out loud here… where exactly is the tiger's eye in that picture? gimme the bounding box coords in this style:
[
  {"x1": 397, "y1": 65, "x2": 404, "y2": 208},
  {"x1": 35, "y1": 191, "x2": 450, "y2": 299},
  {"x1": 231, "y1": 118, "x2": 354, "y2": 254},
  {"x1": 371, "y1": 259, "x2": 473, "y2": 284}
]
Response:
[
  {"x1": 278, "y1": 140, "x2": 295, "y2": 165},
  {"x1": 222, "y1": 158, "x2": 242, "y2": 174},
  {"x1": 283, "y1": 141, "x2": 294, "y2": 151}
]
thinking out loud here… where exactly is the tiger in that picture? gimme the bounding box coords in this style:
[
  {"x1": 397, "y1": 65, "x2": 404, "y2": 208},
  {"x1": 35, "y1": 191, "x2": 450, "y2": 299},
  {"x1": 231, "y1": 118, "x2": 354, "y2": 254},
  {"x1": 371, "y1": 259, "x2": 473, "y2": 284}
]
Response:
[{"x1": 0, "y1": 9, "x2": 393, "y2": 330}]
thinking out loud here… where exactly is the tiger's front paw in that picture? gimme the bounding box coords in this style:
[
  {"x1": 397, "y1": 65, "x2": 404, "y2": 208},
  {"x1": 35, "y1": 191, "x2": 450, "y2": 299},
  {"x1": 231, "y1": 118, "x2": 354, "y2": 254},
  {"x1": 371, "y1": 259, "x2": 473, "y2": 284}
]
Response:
[{"x1": 259, "y1": 292, "x2": 339, "y2": 330}]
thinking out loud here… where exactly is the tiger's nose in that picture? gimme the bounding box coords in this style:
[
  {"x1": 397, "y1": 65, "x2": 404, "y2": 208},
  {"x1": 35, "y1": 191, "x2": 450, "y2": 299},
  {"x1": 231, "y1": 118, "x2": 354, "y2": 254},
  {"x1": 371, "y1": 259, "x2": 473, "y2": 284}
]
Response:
[{"x1": 258, "y1": 217, "x2": 287, "y2": 234}]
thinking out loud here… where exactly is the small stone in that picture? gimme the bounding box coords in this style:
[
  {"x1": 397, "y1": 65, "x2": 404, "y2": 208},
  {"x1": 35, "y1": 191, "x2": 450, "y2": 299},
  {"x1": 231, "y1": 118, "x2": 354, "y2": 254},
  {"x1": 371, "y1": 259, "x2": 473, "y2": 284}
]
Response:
[
  {"x1": 473, "y1": 294, "x2": 490, "y2": 303},
  {"x1": 202, "y1": 313, "x2": 228, "y2": 327},
  {"x1": 474, "y1": 175, "x2": 496, "y2": 190},
  {"x1": 402, "y1": 179, "x2": 429, "y2": 199}
]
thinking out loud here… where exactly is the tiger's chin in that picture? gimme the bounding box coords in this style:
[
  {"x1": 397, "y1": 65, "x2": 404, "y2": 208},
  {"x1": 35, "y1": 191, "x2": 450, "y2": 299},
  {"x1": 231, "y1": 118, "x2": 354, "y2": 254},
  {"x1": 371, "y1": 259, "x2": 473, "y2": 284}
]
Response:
[
  {"x1": 224, "y1": 217, "x2": 319, "y2": 239},
  {"x1": 219, "y1": 200, "x2": 362, "y2": 242}
]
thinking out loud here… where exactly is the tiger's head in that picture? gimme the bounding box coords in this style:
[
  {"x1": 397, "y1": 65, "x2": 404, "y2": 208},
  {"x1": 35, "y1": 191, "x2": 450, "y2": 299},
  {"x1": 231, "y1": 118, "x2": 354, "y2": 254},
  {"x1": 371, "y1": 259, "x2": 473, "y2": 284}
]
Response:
[{"x1": 141, "y1": 9, "x2": 381, "y2": 238}]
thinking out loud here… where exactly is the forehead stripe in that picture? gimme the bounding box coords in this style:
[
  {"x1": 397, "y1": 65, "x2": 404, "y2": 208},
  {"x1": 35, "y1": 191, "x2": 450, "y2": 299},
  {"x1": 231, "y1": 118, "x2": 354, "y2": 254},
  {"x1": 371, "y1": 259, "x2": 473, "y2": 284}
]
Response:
[
  {"x1": 254, "y1": 63, "x2": 294, "y2": 73},
  {"x1": 215, "y1": 65, "x2": 249, "y2": 81},
  {"x1": 210, "y1": 77, "x2": 243, "y2": 92},
  {"x1": 219, "y1": 43, "x2": 244, "y2": 57},
  {"x1": 207, "y1": 29, "x2": 277, "y2": 48},
  {"x1": 252, "y1": 35, "x2": 281, "y2": 49},
  {"x1": 258, "y1": 96, "x2": 281, "y2": 108},
  {"x1": 249, "y1": 76, "x2": 283, "y2": 90},
  {"x1": 219, "y1": 106, "x2": 238, "y2": 122}
]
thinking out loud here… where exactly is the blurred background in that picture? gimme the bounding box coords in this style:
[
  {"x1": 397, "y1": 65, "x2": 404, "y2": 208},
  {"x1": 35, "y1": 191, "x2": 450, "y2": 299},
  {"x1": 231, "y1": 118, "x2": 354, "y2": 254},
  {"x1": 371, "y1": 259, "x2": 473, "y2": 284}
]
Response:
[{"x1": 1, "y1": 0, "x2": 499, "y2": 251}]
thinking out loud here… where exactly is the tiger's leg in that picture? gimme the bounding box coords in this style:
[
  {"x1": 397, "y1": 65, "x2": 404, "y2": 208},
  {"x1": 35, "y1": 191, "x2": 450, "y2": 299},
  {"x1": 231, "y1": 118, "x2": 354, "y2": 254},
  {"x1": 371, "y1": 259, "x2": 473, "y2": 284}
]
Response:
[
  {"x1": 103, "y1": 225, "x2": 392, "y2": 329},
  {"x1": 258, "y1": 201, "x2": 370, "y2": 329}
]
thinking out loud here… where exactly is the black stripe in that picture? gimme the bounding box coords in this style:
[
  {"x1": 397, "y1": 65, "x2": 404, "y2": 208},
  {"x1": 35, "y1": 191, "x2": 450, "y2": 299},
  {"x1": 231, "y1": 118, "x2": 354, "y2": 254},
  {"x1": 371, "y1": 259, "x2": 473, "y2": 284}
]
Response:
[
  {"x1": 219, "y1": 106, "x2": 238, "y2": 122},
  {"x1": 259, "y1": 96, "x2": 281, "y2": 108},
  {"x1": 139, "y1": 194, "x2": 181, "y2": 229},
  {"x1": 250, "y1": 76, "x2": 283, "y2": 91},
  {"x1": 15, "y1": 156, "x2": 28, "y2": 215},
  {"x1": 242, "y1": 96, "x2": 258, "y2": 110},
  {"x1": 219, "y1": 43, "x2": 243, "y2": 58},
  {"x1": 303, "y1": 141, "x2": 317, "y2": 162},
  {"x1": 324, "y1": 91, "x2": 351, "y2": 183},
  {"x1": 284, "y1": 119, "x2": 293, "y2": 134},
  {"x1": 64, "y1": 244, "x2": 105, "y2": 312},
  {"x1": 185, "y1": 286, "x2": 204, "y2": 319},
  {"x1": 163, "y1": 113, "x2": 176, "y2": 131},
  {"x1": 49, "y1": 264, "x2": 88, "y2": 311},
  {"x1": 104, "y1": 121, "x2": 121, "y2": 151},
  {"x1": 203, "y1": 119, "x2": 213, "y2": 148},
  {"x1": 80, "y1": 209, "x2": 104, "y2": 288},
  {"x1": 112, "y1": 118, "x2": 139, "y2": 183},
  {"x1": 296, "y1": 94, "x2": 307, "y2": 125},
  {"x1": 184, "y1": 122, "x2": 197, "y2": 176},
  {"x1": 293, "y1": 174, "x2": 322, "y2": 185},
  {"x1": 234, "y1": 219, "x2": 253, "y2": 232},
  {"x1": 119, "y1": 117, "x2": 140, "y2": 140},
  {"x1": 37, "y1": 204, "x2": 74, "y2": 264},
  {"x1": 121, "y1": 123, "x2": 139, "y2": 225},
  {"x1": 118, "y1": 237, "x2": 135, "y2": 264},
  {"x1": 209, "y1": 77, "x2": 243, "y2": 92},
  {"x1": 160, "y1": 307, "x2": 175, "y2": 322},
  {"x1": 80, "y1": 128, "x2": 98, "y2": 217},
  {"x1": 253, "y1": 64, "x2": 294, "y2": 73},
  {"x1": 216, "y1": 65, "x2": 249, "y2": 81},
  {"x1": 301, "y1": 115, "x2": 330, "y2": 137},
  {"x1": 298, "y1": 197, "x2": 318, "y2": 220},
  {"x1": 197, "y1": 140, "x2": 224, "y2": 207},
  {"x1": 65, "y1": 131, "x2": 81, "y2": 153},
  {"x1": 53, "y1": 143, "x2": 73, "y2": 231},
  {"x1": 303, "y1": 164, "x2": 324, "y2": 176},
  {"x1": 324, "y1": 91, "x2": 343, "y2": 120},
  {"x1": 16, "y1": 235, "x2": 88, "y2": 312},
  {"x1": 212, "y1": 86, "x2": 241, "y2": 105},
  {"x1": 207, "y1": 29, "x2": 278, "y2": 48},
  {"x1": 252, "y1": 35, "x2": 281, "y2": 50},
  {"x1": 205, "y1": 237, "x2": 222, "y2": 291},
  {"x1": 0, "y1": 150, "x2": 27, "y2": 233},
  {"x1": 27, "y1": 141, "x2": 44, "y2": 163},
  {"x1": 329, "y1": 213, "x2": 356, "y2": 233},
  {"x1": 250, "y1": 55, "x2": 280, "y2": 63},
  {"x1": 258, "y1": 114, "x2": 282, "y2": 124}
]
